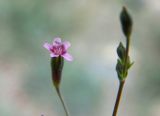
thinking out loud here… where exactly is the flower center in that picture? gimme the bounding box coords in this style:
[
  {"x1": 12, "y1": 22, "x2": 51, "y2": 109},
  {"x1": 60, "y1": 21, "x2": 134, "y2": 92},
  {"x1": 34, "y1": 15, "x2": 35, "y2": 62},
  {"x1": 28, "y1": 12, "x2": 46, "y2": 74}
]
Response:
[{"x1": 51, "y1": 45, "x2": 66, "y2": 55}]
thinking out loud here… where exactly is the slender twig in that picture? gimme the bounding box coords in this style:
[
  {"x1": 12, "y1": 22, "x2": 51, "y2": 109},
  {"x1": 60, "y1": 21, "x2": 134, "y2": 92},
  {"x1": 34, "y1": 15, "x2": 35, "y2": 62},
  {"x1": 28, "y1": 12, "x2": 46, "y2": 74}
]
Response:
[
  {"x1": 113, "y1": 37, "x2": 130, "y2": 116},
  {"x1": 112, "y1": 81, "x2": 125, "y2": 116},
  {"x1": 55, "y1": 87, "x2": 70, "y2": 116},
  {"x1": 113, "y1": 6, "x2": 133, "y2": 116},
  {"x1": 125, "y1": 36, "x2": 130, "y2": 69}
]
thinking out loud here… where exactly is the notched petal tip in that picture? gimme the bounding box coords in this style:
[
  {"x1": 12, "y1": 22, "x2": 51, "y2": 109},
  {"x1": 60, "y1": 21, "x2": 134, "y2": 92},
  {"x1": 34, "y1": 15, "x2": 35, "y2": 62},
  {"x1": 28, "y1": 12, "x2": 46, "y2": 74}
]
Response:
[
  {"x1": 43, "y1": 42, "x2": 52, "y2": 50},
  {"x1": 62, "y1": 53, "x2": 73, "y2": 61},
  {"x1": 63, "y1": 41, "x2": 71, "y2": 49}
]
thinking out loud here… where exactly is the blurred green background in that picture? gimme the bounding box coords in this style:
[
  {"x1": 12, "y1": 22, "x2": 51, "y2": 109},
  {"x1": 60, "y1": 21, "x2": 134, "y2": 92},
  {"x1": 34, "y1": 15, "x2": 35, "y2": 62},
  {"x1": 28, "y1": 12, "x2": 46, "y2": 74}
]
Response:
[{"x1": 0, "y1": 0, "x2": 160, "y2": 116}]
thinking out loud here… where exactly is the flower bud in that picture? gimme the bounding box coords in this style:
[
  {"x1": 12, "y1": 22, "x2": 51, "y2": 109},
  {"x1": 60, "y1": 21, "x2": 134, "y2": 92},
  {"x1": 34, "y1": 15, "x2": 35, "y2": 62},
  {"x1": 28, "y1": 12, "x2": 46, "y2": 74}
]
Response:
[
  {"x1": 117, "y1": 42, "x2": 126, "y2": 61},
  {"x1": 120, "y1": 6, "x2": 133, "y2": 38},
  {"x1": 51, "y1": 56, "x2": 64, "y2": 88}
]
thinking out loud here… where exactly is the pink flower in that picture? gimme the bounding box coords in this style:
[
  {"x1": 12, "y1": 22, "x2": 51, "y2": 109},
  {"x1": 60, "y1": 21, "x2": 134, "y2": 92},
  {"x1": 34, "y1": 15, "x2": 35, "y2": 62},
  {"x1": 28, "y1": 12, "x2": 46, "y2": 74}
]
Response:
[{"x1": 43, "y1": 37, "x2": 73, "y2": 61}]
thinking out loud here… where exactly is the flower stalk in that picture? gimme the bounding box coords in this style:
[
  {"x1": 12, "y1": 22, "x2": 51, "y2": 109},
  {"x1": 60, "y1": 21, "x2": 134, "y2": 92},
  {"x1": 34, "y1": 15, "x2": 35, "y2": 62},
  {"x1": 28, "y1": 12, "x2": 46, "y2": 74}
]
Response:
[
  {"x1": 55, "y1": 87, "x2": 69, "y2": 116},
  {"x1": 44, "y1": 37, "x2": 73, "y2": 116},
  {"x1": 112, "y1": 81, "x2": 125, "y2": 116},
  {"x1": 112, "y1": 6, "x2": 133, "y2": 116}
]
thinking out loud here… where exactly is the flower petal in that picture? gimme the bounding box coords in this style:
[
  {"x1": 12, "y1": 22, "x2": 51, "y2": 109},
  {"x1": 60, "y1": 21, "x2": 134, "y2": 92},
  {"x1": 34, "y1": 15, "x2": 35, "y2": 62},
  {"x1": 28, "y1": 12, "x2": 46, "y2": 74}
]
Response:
[
  {"x1": 43, "y1": 42, "x2": 52, "y2": 51},
  {"x1": 53, "y1": 37, "x2": 62, "y2": 45},
  {"x1": 63, "y1": 41, "x2": 71, "y2": 49},
  {"x1": 62, "y1": 53, "x2": 73, "y2": 61},
  {"x1": 50, "y1": 53, "x2": 59, "y2": 57}
]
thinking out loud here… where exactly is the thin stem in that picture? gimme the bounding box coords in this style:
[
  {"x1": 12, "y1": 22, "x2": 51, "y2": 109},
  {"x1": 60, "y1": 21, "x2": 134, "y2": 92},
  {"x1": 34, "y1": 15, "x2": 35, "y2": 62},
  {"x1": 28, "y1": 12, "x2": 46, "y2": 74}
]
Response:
[
  {"x1": 126, "y1": 37, "x2": 130, "y2": 58},
  {"x1": 112, "y1": 36, "x2": 130, "y2": 116},
  {"x1": 112, "y1": 81, "x2": 125, "y2": 116},
  {"x1": 124, "y1": 36, "x2": 130, "y2": 71},
  {"x1": 55, "y1": 87, "x2": 70, "y2": 116}
]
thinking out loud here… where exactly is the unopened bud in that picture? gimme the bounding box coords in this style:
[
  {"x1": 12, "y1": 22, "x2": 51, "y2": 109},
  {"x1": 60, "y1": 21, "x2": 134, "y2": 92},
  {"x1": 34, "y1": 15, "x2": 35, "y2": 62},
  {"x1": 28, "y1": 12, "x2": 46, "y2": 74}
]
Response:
[
  {"x1": 120, "y1": 6, "x2": 133, "y2": 38},
  {"x1": 117, "y1": 42, "x2": 126, "y2": 61}
]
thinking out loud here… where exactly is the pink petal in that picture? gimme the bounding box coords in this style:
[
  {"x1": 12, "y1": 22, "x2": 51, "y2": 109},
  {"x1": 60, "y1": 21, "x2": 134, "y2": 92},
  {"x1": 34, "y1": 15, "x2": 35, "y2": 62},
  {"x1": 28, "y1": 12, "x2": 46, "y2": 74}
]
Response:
[
  {"x1": 63, "y1": 41, "x2": 71, "y2": 49},
  {"x1": 62, "y1": 53, "x2": 73, "y2": 61},
  {"x1": 43, "y1": 42, "x2": 52, "y2": 51},
  {"x1": 53, "y1": 37, "x2": 62, "y2": 45},
  {"x1": 50, "y1": 53, "x2": 59, "y2": 57}
]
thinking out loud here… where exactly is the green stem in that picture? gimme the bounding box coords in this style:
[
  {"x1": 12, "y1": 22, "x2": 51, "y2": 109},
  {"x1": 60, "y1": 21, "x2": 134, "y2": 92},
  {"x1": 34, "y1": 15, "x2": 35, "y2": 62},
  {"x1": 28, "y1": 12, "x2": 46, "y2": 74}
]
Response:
[
  {"x1": 112, "y1": 36, "x2": 130, "y2": 116},
  {"x1": 55, "y1": 87, "x2": 70, "y2": 116},
  {"x1": 124, "y1": 36, "x2": 130, "y2": 71},
  {"x1": 126, "y1": 37, "x2": 130, "y2": 58},
  {"x1": 112, "y1": 81, "x2": 125, "y2": 116}
]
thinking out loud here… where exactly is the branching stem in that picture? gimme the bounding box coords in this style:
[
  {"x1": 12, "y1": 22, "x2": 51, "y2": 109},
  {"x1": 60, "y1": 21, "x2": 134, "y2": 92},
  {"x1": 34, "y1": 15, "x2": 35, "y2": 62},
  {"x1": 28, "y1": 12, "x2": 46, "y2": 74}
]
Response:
[{"x1": 113, "y1": 36, "x2": 130, "y2": 116}]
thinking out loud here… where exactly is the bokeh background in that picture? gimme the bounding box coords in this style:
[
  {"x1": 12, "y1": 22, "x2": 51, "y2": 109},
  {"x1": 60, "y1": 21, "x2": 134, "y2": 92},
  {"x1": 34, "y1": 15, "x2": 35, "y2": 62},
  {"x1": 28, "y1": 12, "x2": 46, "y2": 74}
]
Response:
[{"x1": 0, "y1": 0, "x2": 160, "y2": 116}]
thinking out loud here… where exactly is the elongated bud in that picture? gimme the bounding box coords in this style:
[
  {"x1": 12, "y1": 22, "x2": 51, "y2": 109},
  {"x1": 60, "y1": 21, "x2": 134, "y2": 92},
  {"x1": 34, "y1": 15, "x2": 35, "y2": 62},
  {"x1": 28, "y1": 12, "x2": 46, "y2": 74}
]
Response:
[
  {"x1": 51, "y1": 56, "x2": 64, "y2": 88},
  {"x1": 117, "y1": 42, "x2": 126, "y2": 61},
  {"x1": 120, "y1": 6, "x2": 133, "y2": 38}
]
